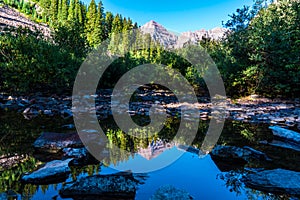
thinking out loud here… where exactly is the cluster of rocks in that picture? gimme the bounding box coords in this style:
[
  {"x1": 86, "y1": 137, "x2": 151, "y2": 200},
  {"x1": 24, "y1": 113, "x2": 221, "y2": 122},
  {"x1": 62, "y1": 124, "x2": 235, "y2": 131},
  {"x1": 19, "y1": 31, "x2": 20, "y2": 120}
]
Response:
[
  {"x1": 0, "y1": 94, "x2": 73, "y2": 120},
  {"x1": 19, "y1": 131, "x2": 146, "y2": 199},
  {"x1": 213, "y1": 126, "x2": 300, "y2": 197},
  {"x1": 1, "y1": 91, "x2": 299, "y2": 131},
  {"x1": 227, "y1": 102, "x2": 300, "y2": 128}
]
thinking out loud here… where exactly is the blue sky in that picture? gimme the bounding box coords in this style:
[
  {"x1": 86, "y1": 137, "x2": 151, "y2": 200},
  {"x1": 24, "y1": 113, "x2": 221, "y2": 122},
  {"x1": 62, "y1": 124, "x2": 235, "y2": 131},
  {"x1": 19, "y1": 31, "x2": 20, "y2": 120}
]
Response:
[{"x1": 83, "y1": 0, "x2": 255, "y2": 32}]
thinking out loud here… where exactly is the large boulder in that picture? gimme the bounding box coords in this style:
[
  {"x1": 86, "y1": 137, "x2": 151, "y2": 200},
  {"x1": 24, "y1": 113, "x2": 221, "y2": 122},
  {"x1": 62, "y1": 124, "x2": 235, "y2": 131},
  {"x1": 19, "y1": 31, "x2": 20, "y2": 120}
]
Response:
[
  {"x1": 242, "y1": 169, "x2": 300, "y2": 195},
  {"x1": 21, "y1": 159, "x2": 72, "y2": 184},
  {"x1": 60, "y1": 172, "x2": 146, "y2": 199},
  {"x1": 269, "y1": 126, "x2": 300, "y2": 145},
  {"x1": 33, "y1": 132, "x2": 83, "y2": 153}
]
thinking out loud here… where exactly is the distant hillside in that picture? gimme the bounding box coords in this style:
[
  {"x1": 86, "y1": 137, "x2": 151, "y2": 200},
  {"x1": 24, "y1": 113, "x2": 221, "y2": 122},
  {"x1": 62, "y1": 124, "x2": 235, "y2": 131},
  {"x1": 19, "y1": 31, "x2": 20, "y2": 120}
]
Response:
[{"x1": 0, "y1": 5, "x2": 50, "y2": 38}]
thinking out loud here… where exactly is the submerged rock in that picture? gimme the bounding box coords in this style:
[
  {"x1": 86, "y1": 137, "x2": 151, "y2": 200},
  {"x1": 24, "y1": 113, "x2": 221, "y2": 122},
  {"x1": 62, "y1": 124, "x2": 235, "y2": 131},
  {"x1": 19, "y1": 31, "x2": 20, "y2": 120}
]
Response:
[
  {"x1": 150, "y1": 185, "x2": 193, "y2": 200},
  {"x1": 21, "y1": 159, "x2": 72, "y2": 184},
  {"x1": 34, "y1": 132, "x2": 83, "y2": 153},
  {"x1": 211, "y1": 145, "x2": 271, "y2": 171},
  {"x1": 242, "y1": 169, "x2": 300, "y2": 195},
  {"x1": 0, "y1": 193, "x2": 7, "y2": 200},
  {"x1": 211, "y1": 145, "x2": 269, "y2": 162},
  {"x1": 60, "y1": 172, "x2": 146, "y2": 199},
  {"x1": 269, "y1": 126, "x2": 300, "y2": 145}
]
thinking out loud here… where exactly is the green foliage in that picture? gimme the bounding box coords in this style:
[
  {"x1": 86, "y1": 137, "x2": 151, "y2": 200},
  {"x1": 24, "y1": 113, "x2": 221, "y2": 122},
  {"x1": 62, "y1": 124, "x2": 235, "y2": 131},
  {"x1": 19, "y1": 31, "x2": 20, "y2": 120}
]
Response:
[
  {"x1": 0, "y1": 27, "x2": 79, "y2": 94},
  {"x1": 220, "y1": 0, "x2": 300, "y2": 97}
]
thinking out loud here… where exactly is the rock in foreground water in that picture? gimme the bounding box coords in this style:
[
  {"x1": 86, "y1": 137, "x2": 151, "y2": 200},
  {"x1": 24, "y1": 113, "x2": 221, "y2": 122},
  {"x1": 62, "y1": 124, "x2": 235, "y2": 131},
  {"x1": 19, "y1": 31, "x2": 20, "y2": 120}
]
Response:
[
  {"x1": 60, "y1": 172, "x2": 146, "y2": 199},
  {"x1": 242, "y1": 169, "x2": 300, "y2": 195},
  {"x1": 21, "y1": 159, "x2": 72, "y2": 184}
]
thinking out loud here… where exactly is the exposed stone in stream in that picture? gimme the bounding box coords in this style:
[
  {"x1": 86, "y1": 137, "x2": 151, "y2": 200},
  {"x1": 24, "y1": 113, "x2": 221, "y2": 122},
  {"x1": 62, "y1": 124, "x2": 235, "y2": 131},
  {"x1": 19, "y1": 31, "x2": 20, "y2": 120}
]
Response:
[
  {"x1": 60, "y1": 172, "x2": 147, "y2": 199},
  {"x1": 21, "y1": 159, "x2": 73, "y2": 184},
  {"x1": 269, "y1": 126, "x2": 300, "y2": 145},
  {"x1": 242, "y1": 169, "x2": 300, "y2": 196},
  {"x1": 258, "y1": 126, "x2": 300, "y2": 152}
]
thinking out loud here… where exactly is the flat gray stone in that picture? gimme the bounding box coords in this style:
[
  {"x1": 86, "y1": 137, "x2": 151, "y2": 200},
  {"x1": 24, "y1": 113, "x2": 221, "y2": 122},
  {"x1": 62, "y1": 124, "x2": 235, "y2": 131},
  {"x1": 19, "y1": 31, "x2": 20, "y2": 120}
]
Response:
[
  {"x1": 21, "y1": 159, "x2": 72, "y2": 184},
  {"x1": 269, "y1": 126, "x2": 300, "y2": 144},
  {"x1": 243, "y1": 169, "x2": 300, "y2": 195}
]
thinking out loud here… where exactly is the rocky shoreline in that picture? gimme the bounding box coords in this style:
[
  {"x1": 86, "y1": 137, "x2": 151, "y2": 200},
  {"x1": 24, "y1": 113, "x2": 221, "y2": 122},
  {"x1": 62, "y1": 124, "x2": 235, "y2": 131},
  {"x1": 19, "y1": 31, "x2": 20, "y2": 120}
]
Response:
[{"x1": 1, "y1": 90, "x2": 300, "y2": 130}]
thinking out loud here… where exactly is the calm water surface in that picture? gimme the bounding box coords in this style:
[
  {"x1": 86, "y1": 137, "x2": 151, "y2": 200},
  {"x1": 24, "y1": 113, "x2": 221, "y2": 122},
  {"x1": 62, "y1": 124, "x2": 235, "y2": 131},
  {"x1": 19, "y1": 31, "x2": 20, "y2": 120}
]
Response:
[{"x1": 0, "y1": 111, "x2": 299, "y2": 199}]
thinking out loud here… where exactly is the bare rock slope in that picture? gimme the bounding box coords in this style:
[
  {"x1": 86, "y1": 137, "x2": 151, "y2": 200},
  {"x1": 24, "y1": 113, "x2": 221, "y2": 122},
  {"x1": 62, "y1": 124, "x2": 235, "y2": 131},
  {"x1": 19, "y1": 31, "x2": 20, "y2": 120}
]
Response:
[{"x1": 0, "y1": 5, "x2": 50, "y2": 38}]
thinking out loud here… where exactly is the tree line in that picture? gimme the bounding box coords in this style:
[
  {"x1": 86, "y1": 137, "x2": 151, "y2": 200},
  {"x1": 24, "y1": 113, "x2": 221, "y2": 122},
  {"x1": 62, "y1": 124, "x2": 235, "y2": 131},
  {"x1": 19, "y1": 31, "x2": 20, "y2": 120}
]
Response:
[{"x1": 0, "y1": 0, "x2": 299, "y2": 98}]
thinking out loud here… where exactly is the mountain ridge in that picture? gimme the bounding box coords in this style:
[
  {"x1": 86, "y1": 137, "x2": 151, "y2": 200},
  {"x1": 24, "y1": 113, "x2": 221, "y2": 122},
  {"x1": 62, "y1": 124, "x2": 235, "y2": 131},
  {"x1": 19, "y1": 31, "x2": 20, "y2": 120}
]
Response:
[{"x1": 140, "y1": 20, "x2": 228, "y2": 48}]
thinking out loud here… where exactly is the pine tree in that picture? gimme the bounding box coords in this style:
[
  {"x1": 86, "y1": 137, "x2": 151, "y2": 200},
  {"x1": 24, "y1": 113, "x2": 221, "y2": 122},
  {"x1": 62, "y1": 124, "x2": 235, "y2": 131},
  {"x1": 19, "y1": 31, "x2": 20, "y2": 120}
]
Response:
[
  {"x1": 85, "y1": 0, "x2": 97, "y2": 47},
  {"x1": 110, "y1": 14, "x2": 123, "y2": 53},
  {"x1": 133, "y1": 22, "x2": 138, "y2": 29},
  {"x1": 68, "y1": 0, "x2": 75, "y2": 21},
  {"x1": 93, "y1": 1, "x2": 105, "y2": 45},
  {"x1": 57, "y1": 0, "x2": 62, "y2": 21},
  {"x1": 111, "y1": 14, "x2": 123, "y2": 33},
  {"x1": 80, "y1": 3, "x2": 87, "y2": 24},
  {"x1": 105, "y1": 11, "x2": 114, "y2": 39},
  {"x1": 50, "y1": 0, "x2": 58, "y2": 21},
  {"x1": 60, "y1": 0, "x2": 68, "y2": 21},
  {"x1": 74, "y1": 0, "x2": 83, "y2": 24}
]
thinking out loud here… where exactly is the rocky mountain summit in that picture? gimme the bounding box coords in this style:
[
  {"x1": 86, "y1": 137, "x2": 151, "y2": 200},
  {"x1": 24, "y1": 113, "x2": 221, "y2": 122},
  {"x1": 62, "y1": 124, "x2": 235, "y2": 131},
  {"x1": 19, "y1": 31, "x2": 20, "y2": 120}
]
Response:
[{"x1": 140, "y1": 20, "x2": 227, "y2": 48}]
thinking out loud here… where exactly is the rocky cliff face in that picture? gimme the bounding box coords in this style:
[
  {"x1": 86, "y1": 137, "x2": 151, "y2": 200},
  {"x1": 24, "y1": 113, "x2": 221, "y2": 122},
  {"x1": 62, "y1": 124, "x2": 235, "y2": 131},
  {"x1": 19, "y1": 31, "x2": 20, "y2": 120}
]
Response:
[{"x1": 140, "y1": 20, "x2": 228, "y2": 48}]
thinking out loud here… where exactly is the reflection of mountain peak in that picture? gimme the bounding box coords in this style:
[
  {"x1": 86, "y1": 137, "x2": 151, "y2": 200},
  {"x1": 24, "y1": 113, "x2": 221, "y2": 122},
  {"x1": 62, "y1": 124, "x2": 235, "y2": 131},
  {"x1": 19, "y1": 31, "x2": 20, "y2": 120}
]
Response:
[
  {"x1": 138, "y1": 139, "x2": 173, "y2": 160},
  {"x1": 140, "y1": 20, "x2": 228, "y2": 48},
  {"x1": 137, "y1": 139, "x2": 206, "y2": 160}
]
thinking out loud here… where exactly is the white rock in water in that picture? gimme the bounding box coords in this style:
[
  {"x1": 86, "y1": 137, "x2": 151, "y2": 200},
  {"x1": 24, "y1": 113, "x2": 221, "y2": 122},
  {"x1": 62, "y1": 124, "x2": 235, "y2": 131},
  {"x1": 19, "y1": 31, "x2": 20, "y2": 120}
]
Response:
[
  {"x1": 269, "y1": 126, "x2": 300, "y2": 144},
  {"x1": 21, "y1": 159, "x2": 73, "y2": 184}
]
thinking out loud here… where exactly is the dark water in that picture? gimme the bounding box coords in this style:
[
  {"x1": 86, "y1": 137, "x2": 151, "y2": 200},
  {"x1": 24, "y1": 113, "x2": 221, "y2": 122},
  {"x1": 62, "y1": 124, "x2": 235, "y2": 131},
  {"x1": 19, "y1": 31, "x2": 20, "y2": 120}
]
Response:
[{"x1": 0, "y1": 111, "x2": 299, "y2": 199}]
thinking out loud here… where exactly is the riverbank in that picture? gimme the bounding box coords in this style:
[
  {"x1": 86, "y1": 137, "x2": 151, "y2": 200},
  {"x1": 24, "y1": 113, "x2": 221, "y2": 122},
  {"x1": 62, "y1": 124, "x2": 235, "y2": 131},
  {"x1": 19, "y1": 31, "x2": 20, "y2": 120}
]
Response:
[{"x1": 1, "y1": 90, "x2": 299, "y2": 131}]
